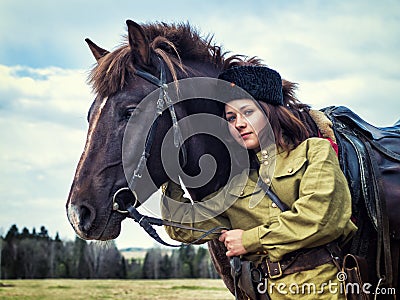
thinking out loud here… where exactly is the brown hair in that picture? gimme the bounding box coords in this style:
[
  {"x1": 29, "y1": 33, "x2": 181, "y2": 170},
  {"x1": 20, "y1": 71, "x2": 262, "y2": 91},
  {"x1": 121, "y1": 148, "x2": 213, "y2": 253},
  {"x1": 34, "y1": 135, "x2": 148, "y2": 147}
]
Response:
[
  {"x1": 221, "y1": 99, "x2": 315, "y2": 173},
  {"x1": 258, "y1": 102, "x2": 311, "y2": 153}
]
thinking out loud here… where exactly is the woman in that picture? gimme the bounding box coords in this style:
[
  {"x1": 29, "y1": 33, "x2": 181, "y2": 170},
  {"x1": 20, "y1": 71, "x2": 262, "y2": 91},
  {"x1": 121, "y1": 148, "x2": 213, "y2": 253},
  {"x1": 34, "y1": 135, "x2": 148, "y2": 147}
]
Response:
[{"x1": 161, "y1": 66, "x2": 357, "y2": 299}]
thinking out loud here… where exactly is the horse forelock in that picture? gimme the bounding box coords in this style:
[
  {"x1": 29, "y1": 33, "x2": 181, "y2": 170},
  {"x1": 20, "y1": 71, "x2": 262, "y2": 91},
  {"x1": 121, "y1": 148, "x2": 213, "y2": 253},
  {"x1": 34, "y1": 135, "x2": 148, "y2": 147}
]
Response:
[
  {"x1": 87, "y1": 22, "x2": 265, "y2": 98},
  {"x1": 86, "y1": 21, "x2": 306, "y2": 129}
]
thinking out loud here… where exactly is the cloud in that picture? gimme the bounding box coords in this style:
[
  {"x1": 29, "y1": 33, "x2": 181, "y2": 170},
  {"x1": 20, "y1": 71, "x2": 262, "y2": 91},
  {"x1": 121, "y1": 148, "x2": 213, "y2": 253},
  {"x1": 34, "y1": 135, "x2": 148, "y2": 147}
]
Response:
[
  {"x1": 0, "y1": 65, "x2": 92, "y2": 129},
  {"x1": 0, "y1": 0, "x2": 229, "y2": 69},
  {"x1": 195, "y1": 4, "x2": 400, "y2": 126},
  {"x1": 201, "y1": 2, "x2": 400, "y2": 81},
  {"x1": 0, "y1": 64, "x2": 169, "y2": 247},
  {"x1": 2, "y1": 0, "x2": 399, "y2": 80},
  {"x1": 296, "y1": 75, "x2": 400, "y2": 126},
  {"x1": 0, "y1": 0, "x2": 399, "y2": 248},
  {"x1": 0, "y1": 65, "x2": 92, "y2": 240}
]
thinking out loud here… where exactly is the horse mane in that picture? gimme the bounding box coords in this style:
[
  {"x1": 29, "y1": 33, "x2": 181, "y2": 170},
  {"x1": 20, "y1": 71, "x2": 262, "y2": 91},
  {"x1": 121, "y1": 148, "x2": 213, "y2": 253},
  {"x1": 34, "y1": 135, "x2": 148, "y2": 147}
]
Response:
[
  {"x1": 88, "y1": 21, "x2": 317, "y2": 134},
  {"x1": 88, "y1": 22, "x2": 263, "y2": 98}
]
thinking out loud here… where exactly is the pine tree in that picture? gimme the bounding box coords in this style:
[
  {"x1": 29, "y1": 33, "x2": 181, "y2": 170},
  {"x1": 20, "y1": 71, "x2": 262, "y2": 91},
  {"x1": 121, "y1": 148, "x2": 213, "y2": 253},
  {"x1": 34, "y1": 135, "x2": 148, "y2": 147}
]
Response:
[
  {"x1": 159, "y1": 254, "x2": 171, "y2": 279},
  {"x1": 2, "y1": 225, "x2": 19, "y2": 278},
  {"x1": 73, "y1": 236, "x2": 90, "y2": 278},
  {"x1": 142, "y1": 248, "x2": 162, "y2": 279},
  {"x1": 126, "y1": 258, "x2": 142, "y2": 279},
  {"x1": 179, "y1": 244, "x2": 196, "y2": 278}
]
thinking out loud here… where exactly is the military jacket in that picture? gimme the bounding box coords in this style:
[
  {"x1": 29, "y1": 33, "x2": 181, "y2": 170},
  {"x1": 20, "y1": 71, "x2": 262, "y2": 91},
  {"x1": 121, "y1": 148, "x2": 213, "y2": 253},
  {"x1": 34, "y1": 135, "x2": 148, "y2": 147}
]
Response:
[{"x1": 162, "y1": 138, "x2": 357, "y2": 263}]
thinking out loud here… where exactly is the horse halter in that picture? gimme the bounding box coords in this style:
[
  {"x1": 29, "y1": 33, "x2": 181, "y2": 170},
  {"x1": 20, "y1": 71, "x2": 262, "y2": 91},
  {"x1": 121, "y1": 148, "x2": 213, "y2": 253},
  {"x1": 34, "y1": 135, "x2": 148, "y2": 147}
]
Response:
[
  {"x1": 112, "y1": 58, "x2": 187, "y2": 214},
  {"x1": 109, "y1": 58, "x2": 225, "y2": 247}
]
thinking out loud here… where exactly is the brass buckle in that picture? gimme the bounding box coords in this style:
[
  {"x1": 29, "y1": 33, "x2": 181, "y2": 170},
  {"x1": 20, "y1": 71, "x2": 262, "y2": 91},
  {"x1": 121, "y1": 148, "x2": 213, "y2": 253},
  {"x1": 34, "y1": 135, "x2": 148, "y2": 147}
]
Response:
[{"x1": 266, "y1": 260, "x2": 283, "y2": 279}]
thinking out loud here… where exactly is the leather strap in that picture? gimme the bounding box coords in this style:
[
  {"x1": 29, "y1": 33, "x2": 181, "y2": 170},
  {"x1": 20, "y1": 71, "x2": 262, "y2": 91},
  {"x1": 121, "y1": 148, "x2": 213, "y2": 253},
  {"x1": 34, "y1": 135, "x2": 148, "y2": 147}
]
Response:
[
  {"x1": 364, "y1": 139, "x2": 393, "y2": 286},
  {"x1": 342, "y1": 254, "x2": 370, "y2": 300},
  {"x1": 126, "y1": 204, "x2": 229, "y2": 247},
  {"x1": 230, "y1": 256, "x2": 242, "y2": 300},
  {"x1": 261, "y1": 245, "x2": 337, "y2": 279},
  {"x1": 256, "y1": 178, "x2": 290, "y2": 212},
  {"x1": 343, "y1": 253, "x2": 369, "y2": 283}
]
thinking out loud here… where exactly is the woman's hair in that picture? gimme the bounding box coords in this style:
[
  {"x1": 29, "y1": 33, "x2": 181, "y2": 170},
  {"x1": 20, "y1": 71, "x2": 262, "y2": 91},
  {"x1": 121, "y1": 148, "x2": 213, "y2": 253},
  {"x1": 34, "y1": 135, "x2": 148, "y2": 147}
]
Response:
[
  {"x1": 221, "y1": 99, "x2": 317, "y2": 173},
  {"x1": 258, "y1": 102, "x2": 312, "y2": 153},
  {"x1": 219, "y1": 67, "x2": 320, "y2": 171}
]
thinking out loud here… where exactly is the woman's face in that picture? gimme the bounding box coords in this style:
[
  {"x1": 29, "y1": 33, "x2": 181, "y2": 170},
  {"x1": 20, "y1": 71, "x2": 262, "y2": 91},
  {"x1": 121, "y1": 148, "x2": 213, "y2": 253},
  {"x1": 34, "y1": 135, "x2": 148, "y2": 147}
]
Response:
[{"x1": 225, "y1": 99, "x2": 268, "y2": 150}]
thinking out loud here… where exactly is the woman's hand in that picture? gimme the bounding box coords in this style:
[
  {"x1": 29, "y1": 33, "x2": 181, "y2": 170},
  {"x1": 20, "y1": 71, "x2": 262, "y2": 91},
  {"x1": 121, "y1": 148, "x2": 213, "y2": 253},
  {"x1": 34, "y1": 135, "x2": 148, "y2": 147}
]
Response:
[{"x1": 219, "y1": 229, "x2": 248, "y2": 257}]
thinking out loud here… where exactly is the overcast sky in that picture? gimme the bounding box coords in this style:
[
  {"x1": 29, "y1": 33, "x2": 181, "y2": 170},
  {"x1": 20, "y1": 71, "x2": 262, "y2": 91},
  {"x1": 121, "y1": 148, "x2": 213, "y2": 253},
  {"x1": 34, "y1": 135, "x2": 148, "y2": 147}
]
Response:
[{"x1": 1, "y1": 0, "x2": 399, "y2": 249}]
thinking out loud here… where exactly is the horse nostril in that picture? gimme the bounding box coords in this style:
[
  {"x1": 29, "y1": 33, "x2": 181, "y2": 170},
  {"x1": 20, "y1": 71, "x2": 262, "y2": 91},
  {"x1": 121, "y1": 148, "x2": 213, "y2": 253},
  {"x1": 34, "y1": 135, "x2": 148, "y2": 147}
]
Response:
[{"x1": 79, "y1": 204, "x2": 96, "y2": 232}]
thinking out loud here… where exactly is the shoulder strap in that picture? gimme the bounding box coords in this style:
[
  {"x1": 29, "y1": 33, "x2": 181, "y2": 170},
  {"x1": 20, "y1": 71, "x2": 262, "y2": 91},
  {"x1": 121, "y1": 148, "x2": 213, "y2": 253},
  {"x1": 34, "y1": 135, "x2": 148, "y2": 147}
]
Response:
[{"x1": 257, "y1": 178, "x2": 290, "y2": 212}]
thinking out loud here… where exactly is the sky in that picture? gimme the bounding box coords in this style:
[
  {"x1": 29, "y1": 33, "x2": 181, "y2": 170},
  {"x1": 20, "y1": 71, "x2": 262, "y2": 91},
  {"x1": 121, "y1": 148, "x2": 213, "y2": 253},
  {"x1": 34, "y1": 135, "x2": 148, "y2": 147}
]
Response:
[{"x1": 0, "y1": 0, "x2": 399, "y2": 249}]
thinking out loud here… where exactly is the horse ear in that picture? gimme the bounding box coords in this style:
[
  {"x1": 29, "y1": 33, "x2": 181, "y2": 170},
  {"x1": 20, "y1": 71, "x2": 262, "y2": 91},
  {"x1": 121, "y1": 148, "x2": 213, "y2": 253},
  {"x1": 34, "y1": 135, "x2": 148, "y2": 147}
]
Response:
[
  {"x1": 126, "y1": 20, "x2": 150, "y2": 65},
  {"x1": 85, "y1": 38, "x2": 109, "y2": 62}
]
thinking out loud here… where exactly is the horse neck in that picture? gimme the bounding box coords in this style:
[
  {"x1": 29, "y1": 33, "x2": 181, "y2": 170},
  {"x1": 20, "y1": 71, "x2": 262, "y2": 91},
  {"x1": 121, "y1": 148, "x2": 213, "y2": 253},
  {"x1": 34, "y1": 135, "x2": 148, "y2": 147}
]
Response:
[
  {"x1": 183, "y1": 59, "x2": 221, "y2": 79},
  {"x1": 176, "y1": 61, "x2": 229, "y2": 201}
]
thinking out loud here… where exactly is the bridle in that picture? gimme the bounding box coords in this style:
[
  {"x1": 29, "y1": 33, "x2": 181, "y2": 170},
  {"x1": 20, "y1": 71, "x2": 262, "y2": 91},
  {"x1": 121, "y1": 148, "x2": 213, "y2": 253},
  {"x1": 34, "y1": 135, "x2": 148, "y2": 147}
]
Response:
[
  {"x1": 112, "y1": 57, "x2": 186, "y2": 213},
  {"x1": 108, "y1": 59, "x2": 287, "y2": 300},
  {"x1": 111, "y1": 58, "x2": 228, "y2": 247}
]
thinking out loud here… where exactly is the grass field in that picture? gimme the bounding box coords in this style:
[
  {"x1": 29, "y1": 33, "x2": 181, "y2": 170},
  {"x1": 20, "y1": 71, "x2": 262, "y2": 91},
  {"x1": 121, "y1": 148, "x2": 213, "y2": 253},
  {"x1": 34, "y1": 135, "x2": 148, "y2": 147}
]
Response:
[{"x1": 0, "y1": 279, "x2": 235, "y2": 300}]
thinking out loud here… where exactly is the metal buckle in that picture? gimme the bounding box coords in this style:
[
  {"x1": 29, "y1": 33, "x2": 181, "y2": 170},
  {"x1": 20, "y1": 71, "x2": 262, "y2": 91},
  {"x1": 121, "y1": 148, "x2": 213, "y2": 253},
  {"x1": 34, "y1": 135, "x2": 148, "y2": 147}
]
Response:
[
  {"x1": 266, "y1": 260, "x2": 283, "y2": 279},
  {"x1": 251, "y1": 267, "x2": 263, "y2": 283}
]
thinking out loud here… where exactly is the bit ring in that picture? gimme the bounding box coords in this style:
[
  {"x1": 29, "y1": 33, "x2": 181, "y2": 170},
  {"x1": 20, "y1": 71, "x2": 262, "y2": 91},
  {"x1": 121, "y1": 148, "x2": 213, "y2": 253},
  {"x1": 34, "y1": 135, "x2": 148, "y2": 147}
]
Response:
[{"x1": 112, "y1": 187, "x2": 138, "y2": 213}]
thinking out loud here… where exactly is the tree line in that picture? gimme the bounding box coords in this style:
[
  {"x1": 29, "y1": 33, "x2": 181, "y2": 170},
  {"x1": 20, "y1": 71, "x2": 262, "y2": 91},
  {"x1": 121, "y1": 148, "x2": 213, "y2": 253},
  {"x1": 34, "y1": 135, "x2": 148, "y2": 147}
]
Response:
[{"x1": 0, "y1": 225, "x2": 219, "y2": 280}]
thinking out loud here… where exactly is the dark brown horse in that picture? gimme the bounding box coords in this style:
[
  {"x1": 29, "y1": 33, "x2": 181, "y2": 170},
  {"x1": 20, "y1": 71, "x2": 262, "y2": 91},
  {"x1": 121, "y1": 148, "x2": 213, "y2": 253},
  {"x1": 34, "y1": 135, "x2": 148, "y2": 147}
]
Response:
[
  {"x1": 66, "y1": 20, "x2": 399, "y2": 298},
  {"x1": 65, "y1": 20, "x2": 260, "y2": 238},
  {"x1": 66, "y1": 20, "x2": 246, "y2": 294}
]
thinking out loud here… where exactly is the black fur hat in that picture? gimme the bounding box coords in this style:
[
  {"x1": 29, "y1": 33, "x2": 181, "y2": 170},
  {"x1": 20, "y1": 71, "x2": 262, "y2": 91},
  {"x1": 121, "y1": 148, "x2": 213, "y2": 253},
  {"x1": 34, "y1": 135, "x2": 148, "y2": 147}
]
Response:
[{"x1": 218, "y1": 66, "x2": 283, "y2": 106}]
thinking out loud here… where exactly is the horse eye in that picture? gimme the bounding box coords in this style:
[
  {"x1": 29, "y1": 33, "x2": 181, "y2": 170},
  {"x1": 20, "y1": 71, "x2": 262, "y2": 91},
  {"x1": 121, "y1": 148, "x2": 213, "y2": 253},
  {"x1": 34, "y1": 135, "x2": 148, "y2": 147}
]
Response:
[{"x1": 124, "y1": 107, "x2": 137, "y2": 120}]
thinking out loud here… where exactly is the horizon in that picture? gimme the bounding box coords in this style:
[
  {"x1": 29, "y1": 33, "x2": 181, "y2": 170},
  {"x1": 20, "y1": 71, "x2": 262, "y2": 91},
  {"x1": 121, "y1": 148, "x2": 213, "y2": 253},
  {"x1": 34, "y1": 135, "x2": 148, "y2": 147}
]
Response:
[{"x1": 1, "y1": 0, "x2": 399, "y2": 249}]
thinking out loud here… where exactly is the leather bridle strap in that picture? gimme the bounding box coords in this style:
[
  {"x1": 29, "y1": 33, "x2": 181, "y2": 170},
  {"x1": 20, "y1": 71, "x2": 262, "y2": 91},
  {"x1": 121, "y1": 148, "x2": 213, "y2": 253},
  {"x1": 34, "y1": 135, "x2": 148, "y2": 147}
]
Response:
[
  {"x1": 128, "y1": 60, "x2": 186, "y2": 193},
  {"x1": 112, "y1": 59, "x2": 186, "y2": 211},
  {"x1": 112, "y1": 59, "x2": 224, "y2": 247},
  {"x1": 126, "y1": 204, "x2": 229, "y2": 247}
]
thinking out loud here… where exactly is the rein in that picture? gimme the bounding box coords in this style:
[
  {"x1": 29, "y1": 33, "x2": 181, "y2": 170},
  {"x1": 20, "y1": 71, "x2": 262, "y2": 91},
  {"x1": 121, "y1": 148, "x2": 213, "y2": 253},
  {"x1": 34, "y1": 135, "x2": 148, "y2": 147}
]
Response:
[{"x1": 112, "y1": 58, "x2": 228, "y2": 247}]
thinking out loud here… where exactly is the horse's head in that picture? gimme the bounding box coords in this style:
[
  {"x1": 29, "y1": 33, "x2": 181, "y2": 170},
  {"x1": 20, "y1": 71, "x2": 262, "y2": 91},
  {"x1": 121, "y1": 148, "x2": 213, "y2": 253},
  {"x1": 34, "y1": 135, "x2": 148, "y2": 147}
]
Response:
[{"x1": 66, "y1": 20, "x2": 239, "y2": 240}]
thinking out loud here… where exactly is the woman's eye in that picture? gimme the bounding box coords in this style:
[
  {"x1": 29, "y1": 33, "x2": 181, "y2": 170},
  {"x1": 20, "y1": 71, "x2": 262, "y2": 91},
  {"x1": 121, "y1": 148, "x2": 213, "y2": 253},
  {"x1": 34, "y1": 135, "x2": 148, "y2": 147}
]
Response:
[
  {"x1": 244, "y1": 109, "x2": 253, "y2": 116},
  {"x1": 226, "y1": 116, "x2": 236, "y2": 123}
]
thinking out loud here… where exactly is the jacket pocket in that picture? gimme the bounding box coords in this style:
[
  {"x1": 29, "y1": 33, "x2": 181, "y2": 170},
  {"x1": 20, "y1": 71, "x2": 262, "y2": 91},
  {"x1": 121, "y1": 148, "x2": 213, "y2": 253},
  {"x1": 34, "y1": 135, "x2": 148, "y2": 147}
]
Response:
[
  {"x1": 272, "y1": 157, "x2": 308, "y2": 207},
  {"x1": 273, "y1": 157, "x2": 308, "y2": 179}
]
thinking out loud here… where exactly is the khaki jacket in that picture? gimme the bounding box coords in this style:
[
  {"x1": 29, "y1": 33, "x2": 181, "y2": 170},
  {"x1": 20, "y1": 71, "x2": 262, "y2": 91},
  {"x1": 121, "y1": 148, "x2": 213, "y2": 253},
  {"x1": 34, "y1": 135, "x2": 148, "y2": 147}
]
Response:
[{"x1": 162, "y1": 138, "x2": 357, "y2": 263}]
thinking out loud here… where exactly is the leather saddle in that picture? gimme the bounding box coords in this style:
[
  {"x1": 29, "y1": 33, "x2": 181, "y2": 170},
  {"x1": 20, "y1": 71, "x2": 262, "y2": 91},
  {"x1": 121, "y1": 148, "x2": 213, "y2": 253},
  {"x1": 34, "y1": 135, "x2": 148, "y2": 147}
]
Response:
[
  {"x1": 323, "y1": 106, "x2": 400, "y2": 237},
  {"x1": 322, "y1": 106, "x2": 400, "y2": 287}
]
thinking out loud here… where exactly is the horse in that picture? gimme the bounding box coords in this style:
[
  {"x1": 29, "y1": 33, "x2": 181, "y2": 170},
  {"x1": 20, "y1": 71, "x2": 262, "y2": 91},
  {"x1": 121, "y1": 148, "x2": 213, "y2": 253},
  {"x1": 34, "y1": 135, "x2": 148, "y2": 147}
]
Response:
[
  {"x1": 66, "y1": 20, "x2": 399, "y2": 298},
  {"x1": 66, "y1": 20, "x2": 242, "y2": 295}
]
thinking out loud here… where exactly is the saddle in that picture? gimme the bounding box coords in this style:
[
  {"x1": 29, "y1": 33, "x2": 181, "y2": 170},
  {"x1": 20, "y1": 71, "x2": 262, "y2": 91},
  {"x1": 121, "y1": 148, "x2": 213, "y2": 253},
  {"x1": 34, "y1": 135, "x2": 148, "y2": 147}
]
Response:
[{"x1": 322, "y1": 106, "x2": 400, "y2": 288}]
